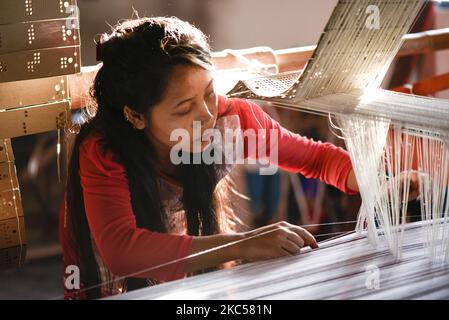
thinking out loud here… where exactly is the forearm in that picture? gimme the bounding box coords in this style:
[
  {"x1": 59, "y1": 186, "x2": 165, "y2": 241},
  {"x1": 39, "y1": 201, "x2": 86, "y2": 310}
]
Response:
[{"x1": 185, "y1": 233, "x2": 243, "y2": 273}]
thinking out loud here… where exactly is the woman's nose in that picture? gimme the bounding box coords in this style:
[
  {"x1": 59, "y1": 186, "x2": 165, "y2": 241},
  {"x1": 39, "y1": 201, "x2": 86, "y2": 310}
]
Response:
[{"x1": 196, "y1": 101, "x2": 214, "y2": 123}]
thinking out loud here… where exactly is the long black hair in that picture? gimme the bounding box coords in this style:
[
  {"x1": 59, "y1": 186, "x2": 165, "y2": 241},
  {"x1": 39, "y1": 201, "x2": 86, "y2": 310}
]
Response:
[{"x1": 65, "y1": 17, "x2": 237, "y2": 299}]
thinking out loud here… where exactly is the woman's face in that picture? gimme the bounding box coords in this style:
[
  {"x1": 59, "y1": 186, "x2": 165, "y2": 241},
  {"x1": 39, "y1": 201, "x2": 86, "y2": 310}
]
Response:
[{"x1": 145, "y1": 64, "x2": 218, "y2": 155}]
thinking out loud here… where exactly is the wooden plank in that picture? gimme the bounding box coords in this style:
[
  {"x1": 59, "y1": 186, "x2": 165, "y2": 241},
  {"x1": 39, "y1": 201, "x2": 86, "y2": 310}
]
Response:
[
  {"x1": 0, "y1": 101, "x2": 70, "y2": 139},
  {"x1": 0, "y1": 189, "x2": 23, "y2": 221},
  {"x1": 0, "y1": 19, "x2": 80, "y2": 55},
  {"x1": 0, "y1": 46, "x2": 80, "y2": 83},
  {"x1": 0, "y1": 76, "x2": 69, "y2": 110},
  {"x1": 0, "y1": 0, "x2": 78, "y2": 25},
  {"x1": 0, "y1": 139, "x2": 14, "y2": 163},
  {"x1": 0, "y1": 217, "x2": 26, "y2": 250},
  {"x1": 0, "y1": 162, "x2": 19, "y2": 193},
  {"x1": 0, "y1": 245, "x2": 26, "y2": 271}
]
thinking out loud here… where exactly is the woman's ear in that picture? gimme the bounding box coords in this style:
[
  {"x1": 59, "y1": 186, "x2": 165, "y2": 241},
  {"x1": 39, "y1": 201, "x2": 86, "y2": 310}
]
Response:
[{"x1": 123, "y1": 106, "x2": 146, "y2": 130}]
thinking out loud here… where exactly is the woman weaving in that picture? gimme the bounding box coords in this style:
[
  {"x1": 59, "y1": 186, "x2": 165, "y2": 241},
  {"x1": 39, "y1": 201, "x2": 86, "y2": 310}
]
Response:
[{"x1": 60, "y1": 17, "x2": 418, "y2": 299}]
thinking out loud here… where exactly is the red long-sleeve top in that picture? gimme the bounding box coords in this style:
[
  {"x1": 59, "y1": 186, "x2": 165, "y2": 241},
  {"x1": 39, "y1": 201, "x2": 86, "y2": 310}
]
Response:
[{"x1": 60, "y1": 95, "x2": 356, "y2": 299}]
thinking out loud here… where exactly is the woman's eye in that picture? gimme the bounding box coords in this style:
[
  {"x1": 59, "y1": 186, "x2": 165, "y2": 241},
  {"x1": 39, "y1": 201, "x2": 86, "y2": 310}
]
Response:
[
  {"x1": 174, "y1": 92, "x2": 214, "y2": 116},
  {"x1": 176, "y1": 107, "x2": 191, "y2": 115}
]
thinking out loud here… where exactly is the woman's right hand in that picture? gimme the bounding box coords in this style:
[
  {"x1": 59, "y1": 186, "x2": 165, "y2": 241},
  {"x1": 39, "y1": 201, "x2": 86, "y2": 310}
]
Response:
[{"x1": 235, "y1": 221, "x2": 318, "y2": 262}]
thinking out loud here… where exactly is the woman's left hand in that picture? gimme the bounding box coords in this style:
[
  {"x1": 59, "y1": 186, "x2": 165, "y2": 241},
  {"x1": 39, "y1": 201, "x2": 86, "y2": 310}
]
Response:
[{"x1": 347, "y1": 169, "x2": 420, "y2": 202}]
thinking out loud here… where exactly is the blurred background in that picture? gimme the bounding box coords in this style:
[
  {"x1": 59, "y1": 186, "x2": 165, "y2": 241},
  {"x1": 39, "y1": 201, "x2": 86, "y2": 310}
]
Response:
[{"x1": 1, "y1": 0, "x2": 449, "y2": 299}]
